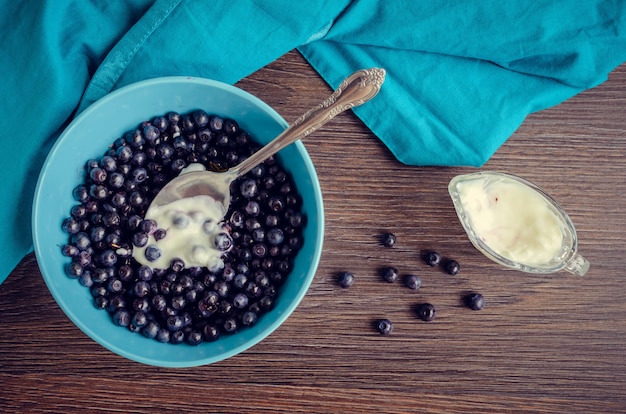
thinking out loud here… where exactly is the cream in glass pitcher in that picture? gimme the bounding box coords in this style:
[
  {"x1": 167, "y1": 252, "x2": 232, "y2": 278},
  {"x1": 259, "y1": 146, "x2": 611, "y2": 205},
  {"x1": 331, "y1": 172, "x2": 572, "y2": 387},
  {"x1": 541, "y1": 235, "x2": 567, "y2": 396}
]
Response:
[{"x1": 448, "y1": 171, "x2": 589, "y2": 276}]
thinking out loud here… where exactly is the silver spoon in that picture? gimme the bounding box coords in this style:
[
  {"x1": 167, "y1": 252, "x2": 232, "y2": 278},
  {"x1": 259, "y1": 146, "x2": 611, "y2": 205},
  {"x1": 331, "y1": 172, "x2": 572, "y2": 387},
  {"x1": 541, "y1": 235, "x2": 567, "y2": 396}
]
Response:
[{"x1": 148, "y1": 67, "x2": 386, "y2": 215}]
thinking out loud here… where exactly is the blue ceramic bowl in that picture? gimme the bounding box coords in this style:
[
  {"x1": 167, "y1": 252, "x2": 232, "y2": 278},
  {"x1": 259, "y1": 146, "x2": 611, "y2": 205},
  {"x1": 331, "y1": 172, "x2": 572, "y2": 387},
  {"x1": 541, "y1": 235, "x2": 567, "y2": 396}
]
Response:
[{"x1": 32, "y1": 77, "x2": 324, "y2": 367}]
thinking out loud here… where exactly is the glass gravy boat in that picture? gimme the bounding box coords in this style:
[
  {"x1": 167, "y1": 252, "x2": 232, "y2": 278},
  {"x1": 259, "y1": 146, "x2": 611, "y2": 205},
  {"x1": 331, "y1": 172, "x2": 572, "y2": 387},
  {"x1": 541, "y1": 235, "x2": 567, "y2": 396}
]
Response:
[{"x1": 448, "y1": 171, "x2": 589, "y2": 276}]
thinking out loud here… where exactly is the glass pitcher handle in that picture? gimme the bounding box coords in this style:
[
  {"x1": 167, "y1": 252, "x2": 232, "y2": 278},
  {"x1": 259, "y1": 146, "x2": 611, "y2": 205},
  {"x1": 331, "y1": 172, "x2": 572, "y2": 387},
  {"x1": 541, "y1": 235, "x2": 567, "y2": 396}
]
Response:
[{"x1": 563, "y1": 253, "x2": 590, "y2": 276}]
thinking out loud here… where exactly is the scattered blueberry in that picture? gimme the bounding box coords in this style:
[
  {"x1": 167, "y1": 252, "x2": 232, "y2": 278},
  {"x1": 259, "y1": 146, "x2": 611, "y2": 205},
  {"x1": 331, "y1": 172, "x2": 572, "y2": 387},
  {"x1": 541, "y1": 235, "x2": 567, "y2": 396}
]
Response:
[
  {"x1": 416, "y1": 303, "x2": 436, "y2": 322},
  {"x1": 404, "y1": 274, "x2": 422, "y2": 290},
  {"x1": 464, "y1": 293, "x2": 485, "y2": 310},
  {"x1": 337, "y1": 271, "x2": 355, "y2": 288},
  {"x1": 376, "y1": 319, "x2": 393, "y2": 335},
  {"x1": 424, "y1": 251, "x2": 441, "y2": 267},
  {"x1": 380, "y1": 232, "x2": 397, "y2": 248},
  {"x1": 381, "y1": 266, "x2": 399, "y2": 283},
  {"x1": 444, "y1": 259, "x2": 461, "y2": 275}
]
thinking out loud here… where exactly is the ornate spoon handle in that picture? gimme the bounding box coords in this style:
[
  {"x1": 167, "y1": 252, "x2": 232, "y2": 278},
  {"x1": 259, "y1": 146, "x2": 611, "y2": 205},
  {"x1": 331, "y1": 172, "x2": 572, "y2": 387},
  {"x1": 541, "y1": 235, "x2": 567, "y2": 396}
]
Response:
[{"x1": 231, "y1": 67, "x2": 386, "y2": 177}]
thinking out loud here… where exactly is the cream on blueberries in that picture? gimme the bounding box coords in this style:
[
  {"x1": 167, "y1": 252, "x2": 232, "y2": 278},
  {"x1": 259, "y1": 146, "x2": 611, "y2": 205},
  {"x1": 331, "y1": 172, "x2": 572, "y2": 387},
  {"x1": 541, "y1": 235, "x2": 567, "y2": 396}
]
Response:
[{"x1": 132, "y1": 163, "x2": 232, "y2": 271}]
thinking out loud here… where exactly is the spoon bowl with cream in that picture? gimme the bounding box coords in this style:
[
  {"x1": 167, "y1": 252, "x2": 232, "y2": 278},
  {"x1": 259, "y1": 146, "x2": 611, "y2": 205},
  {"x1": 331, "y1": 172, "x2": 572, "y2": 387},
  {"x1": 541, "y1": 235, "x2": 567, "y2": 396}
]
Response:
[{"x1": 449, "y1": 171, "x2": 589, "y2": 276}]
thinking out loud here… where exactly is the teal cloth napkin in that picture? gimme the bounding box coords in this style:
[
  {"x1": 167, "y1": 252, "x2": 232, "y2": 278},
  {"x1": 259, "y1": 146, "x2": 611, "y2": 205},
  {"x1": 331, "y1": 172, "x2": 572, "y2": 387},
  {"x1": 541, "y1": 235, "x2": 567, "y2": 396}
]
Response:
[{"x1": 1, "y1": 0, "x2": 625, "y2": 283}]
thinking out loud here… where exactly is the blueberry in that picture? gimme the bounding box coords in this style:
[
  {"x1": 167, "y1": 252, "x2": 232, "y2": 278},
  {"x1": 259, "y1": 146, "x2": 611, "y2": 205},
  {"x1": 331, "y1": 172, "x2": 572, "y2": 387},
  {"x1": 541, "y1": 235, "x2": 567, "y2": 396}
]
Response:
[
  {"x1": 233, "y1": 274, "x2": 248, "y2": 289},
  {"x1": 61, "y1": 244, "x2": 80, "y2": 258},
  {"x1": 110, "y1": 191, "x2": 127, "y2": 208},
  {"x1": 102, "y1": 212, "x2": 120, "y2": 228},
  {"x1": 131, "y1": 151, "x2": 147, "y2": 167},
  {"x1": 100, "y1": 155, "x2": 117, "y2": 172},
  {"x1": 172, "y1": 213, "x2": 190, "y2": 229},
  {"x1": 266, "y1": 228, "x2": 284, "y2": 246},
  {"x1": 444, "y1": 259, "x2": 460, "y2": 275},
  {"x1": 72, "y1": 185, "x2": 90, "y2": 202},
  {"x1": 137, "y1": 265, "x2": 153, "y2": 281},
  {"x1": 245, "y1": 200, "x2": 261, "y2": 216},
  {"x1": 118, "y1": 264, "x2": 133, "y2": 282},
  {"x1": 153, "y1": 228, "x2": 167, "y2": 241},
  {"x1": 376, "y1": 319, "x2": 393, "y2": 335},
  {"x1": 107, "y1": 278, "x2": 123, "y2": 293},
  {"x1": 239, "y1": 178, "x2": 258, "y2": 198},
  {"x1": 89, "y1": 167, "x2": 107, "y2": 183},
  {"x1": 223, "y1": 119, "x2": 239, "y2": 135},
  {"x1": 404, "y1": 274, "x2": 422, "y2": 290},
  {"x1": 142, "y1": 322, "x2": 160, "y2": 339},
  {"x1": 416, "y1": 303, "x2": 436, "y2": 322},
  {"x1": 170, "y1": 295, "x2": 186, "y2": 311},
  {"x1": 132, "y1": 311, "x2": 148, "y2": 328},
  {"x1": 214, "y1": 232, "x2": 233, "y2": 251},
  {"x1": 144, "y1": 245, "x2": 161, "y2": 262},
  {"x1": 62, "y1": 218, "x2": 81, "y2": 234},
  {"x1": 65, "y1": 262, "x2": 84, "y2": 278},
  {"x1": 259, "y1": 295, "x2": 274, "y2": 310},
  {"x1": 133, "y1": 281, "x2": 150, "y2": 298},
  {"x1": 241, "y1": 311, "x2": 257, "y2": 327},
  {"x1": 268, "y1": 196, "x2": 285, "y2": 212},
  {"x1": 156, "y1": 143, "x2": 174, "y2": 160},
  {"x1": 98, "y1": 249, "x2": 118, "y2": 266},
  {"x1": 94, "y1": 296, "x2": 108, "y2": 309},
  {"x1": 251, "y1": 243, "x2": 268, "y2": 258},
  {"x1": 156, "y1": 328, "x2": 170, "y2": 343},
  {"x1": 186, "y1": 330, "x2": 203, "y2": 346},
  {"x1": 133, "y1": 297, "x2": 150, "y2": 312},
  {"x1": 424, "y1": 251, "x2": 441, "y2": 267},
  {"x1": 112, "y1": 309, "x2": 131, "y2": 327},
  {"x1": 70, "y1": 205, "x2": 87, "y2": 219},
  {"x1": 116, "y1": 146, "x2": 133, "y2": 163},
  {"x1": 169, "y1": 258, "x2": 185, "y2": 273},
  {"x1": 170, "y1": 158, "x2": 186, "y2": 173},
  {"x1": 143, "y1": 124, "x2": 160, "y2": 144},
  {"x1": 229, "y1": 210, "x2": 245, "y2": 227},
  {"x1": 78, "y1": 272, "x2": 93, "y2": 287},
  {"x1": 464, "y1": 293, "x2": 485, "y2": 310},
  {"x1": 202, "y1": 324, "x2": 220, "y2": 341},
  {"x1": 214, "y1": 281, "x2": 230, "y2": 298},
  {"x1": 166, "y1": 315, "x2": 185, "y2": 332},
  {"x1": 233, "y1": 293, "x2": 249, "y2": 309},
  {"x1": 132, "y1": 231, "x2": 149, "y2": 247},
  {"x1": 337, "y1": 271, "x2": 355, "y2": 288},
  {"x1": 130, "y1": 167, "x2": 147, "y2": 183},
  {"x1": 380, "y1": 232, "x2": 397, "y2": 247},
  {"x1": 106, "y1": 295, "x2": 126, "y2": 312},
  {"x1": 151, "y1": 294, "x2": 167, "y2": 312},
  {"x1": 128, "y1": 191, "x2": 145, "y2": 207},
  {"x1": 192, "y1": 110, "x2": 209, "y2": 127},
  {"x1": 223, "y1": 317, "x2": 238, "y2": 334},
  {"x1": 208, "y1": 115, "x2": 224, "y2": 132},
  {"x1": 125, "y1": 129, "x2": 145, "y2": 148},
  {"x1": 169, "y1": 330, "x2": 185, "y2": 344},
  {"x1": 381, "y1": 266, "x2": 399, "y2": 283}
]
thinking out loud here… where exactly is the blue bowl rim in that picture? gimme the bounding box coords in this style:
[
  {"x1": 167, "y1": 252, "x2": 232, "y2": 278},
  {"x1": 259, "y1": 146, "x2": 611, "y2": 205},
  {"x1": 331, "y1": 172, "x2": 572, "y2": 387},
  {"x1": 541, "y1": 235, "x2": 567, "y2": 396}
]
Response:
[{"x1": 31, "y1": 76, "x2": 324, "y2": 367}]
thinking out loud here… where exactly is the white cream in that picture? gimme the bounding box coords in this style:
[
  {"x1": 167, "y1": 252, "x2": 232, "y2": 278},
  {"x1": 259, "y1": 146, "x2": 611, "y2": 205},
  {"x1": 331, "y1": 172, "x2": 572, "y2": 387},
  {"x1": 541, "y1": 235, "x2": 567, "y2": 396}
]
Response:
[
  {"x1": 132, "y1": 164, "x2": 230, "y2": 271},
  {"x1": 455, "y1": 175, "x2": 564, "y2": 266}
]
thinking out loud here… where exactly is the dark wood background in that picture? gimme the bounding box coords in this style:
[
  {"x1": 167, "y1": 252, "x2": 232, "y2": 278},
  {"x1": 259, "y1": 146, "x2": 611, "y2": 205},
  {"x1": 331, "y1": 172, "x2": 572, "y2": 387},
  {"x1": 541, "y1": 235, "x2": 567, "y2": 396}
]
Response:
[{"x1": 1, "y1": 51, "x2": 625, "y2": 413}]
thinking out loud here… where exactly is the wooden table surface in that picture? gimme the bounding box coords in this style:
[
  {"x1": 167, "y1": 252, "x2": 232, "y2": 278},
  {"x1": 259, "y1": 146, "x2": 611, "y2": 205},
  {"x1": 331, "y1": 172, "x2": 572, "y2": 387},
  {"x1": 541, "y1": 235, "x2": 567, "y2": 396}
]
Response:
[{"x1": 2, "y1": 51, "x2": 625, "y2": 413}]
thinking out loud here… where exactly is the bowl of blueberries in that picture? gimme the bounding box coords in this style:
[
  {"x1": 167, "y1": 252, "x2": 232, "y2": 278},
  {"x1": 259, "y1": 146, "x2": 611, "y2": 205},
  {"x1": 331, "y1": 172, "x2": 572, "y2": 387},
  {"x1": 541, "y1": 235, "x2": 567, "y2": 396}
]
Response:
[{"x1": 32, "y1": 76, "x2": 324, "y2": 367}]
